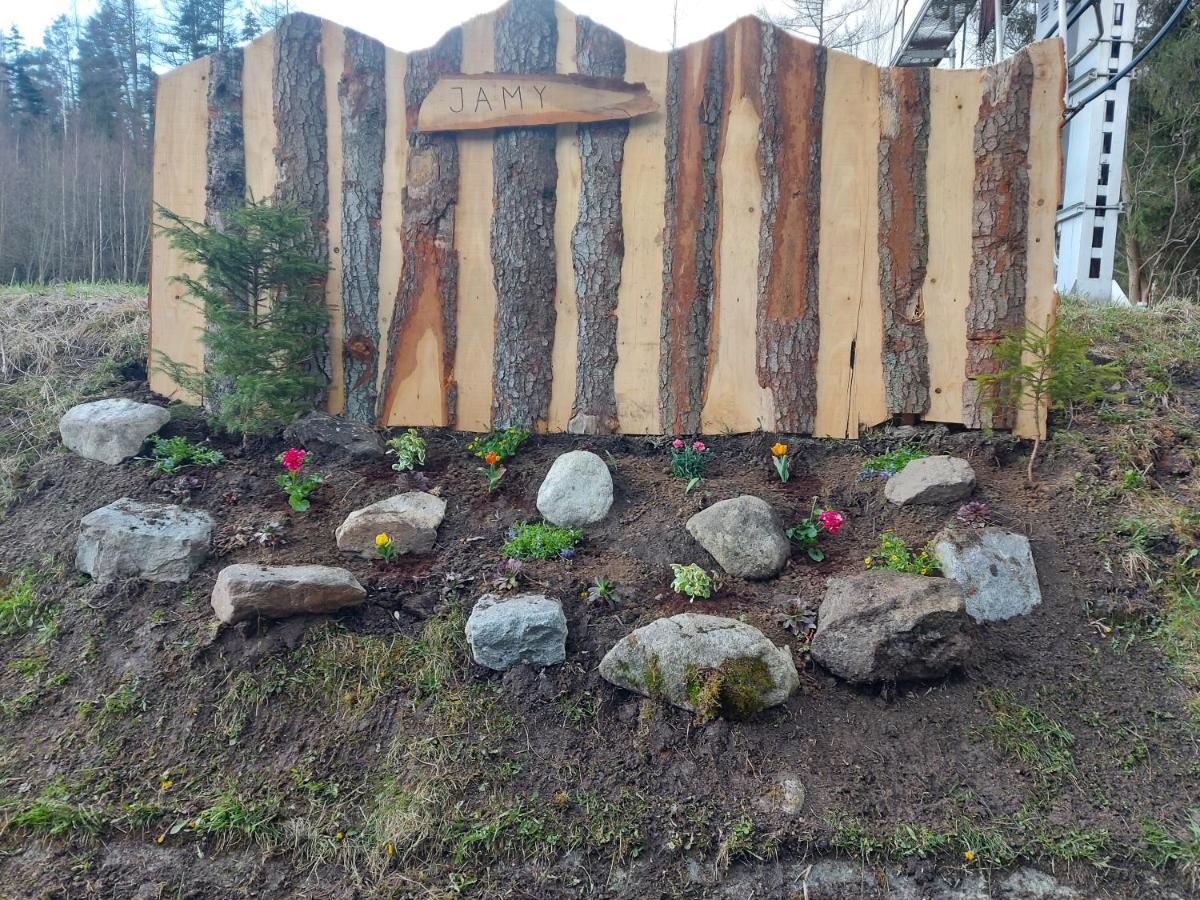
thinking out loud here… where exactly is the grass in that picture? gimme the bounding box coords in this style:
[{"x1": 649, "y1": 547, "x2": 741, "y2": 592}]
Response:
[
  {"x1": 501, "y1": 522, "x2": 582, "y2": 560},
  {"x1": 0, "y1": 567, "x2": 58, "y2": 640},
  {"x1": 977, "y1": 689, "x2": 1076, "y2": 795}
]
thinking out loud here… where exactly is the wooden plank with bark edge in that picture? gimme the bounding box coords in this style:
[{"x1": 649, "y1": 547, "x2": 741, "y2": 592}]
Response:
[
  {"x1": 923, "y1": 67, "x2": 982, "y2": 425},
  {"x1": 612, "y1": 38, "x2": 668, "y2": 435},
  {"x1": 449, "y1": 12, "x2": 497, "y2": 431},
  {"x1": 963, "y1": 49, "x2": 1034, "y2": 430},
  {"x1": 878, "y1": 66, "x2": 931, "y2": 417},
  {"x1": 752, "y1": 23, "x2": 824, "y2": 434},
  {"x1": 547, "y1": 3, "x2": 580, "y2": 432},
  {"x1": 658, "y1": 33, "x2": 725, "y2": 435},
  {"x1": 490, "y1": 0, "x2": 559, "y2": 429},
  {"x1": 376, "y1": 48, "x2": 407, "y2": 404},
  {"x1": 148, "y1": 58, "x2": 210, "y2": 401},
  {"x1": 321, "y1": 21, "x2": 346, "y2": 414},
  {"x1": 416, "y1": 72, "x2": 656, "y2": 132},
  {"x1": 242, "y1": 33, "x2": 275, "y2": 202},
  {"x1": 339, "y1": 28, "x2": 386, "y2": 424},
  {"x1": 273, "y1": 14, "x2": 333, "y2": 401},
  {"x1": 814, "y1": 50, "x2": 885, "y2": 438},
  {"x1": 1014, "y1": 40, "x2": 1065, "y2": 440},
  {"x1": 567, "y1": 15, "x2": 627, "y2": 434},
  {"x1": 701, "y1": 18, "x2": 773, "y2": 433},
  {"x1": 379, "y1": 28, "x2": 463, "y2": 427}
]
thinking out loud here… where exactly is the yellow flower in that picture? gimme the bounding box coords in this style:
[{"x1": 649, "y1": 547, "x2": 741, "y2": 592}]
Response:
[
  {"x1": 336, "y1": 831, "x2": 345, "y2": 841},
  {"x1": 964, "y1": 849, "x2": 976, "y2": 861},
  {"x1": 156, "y1": 834, "x2": 165, "y2": 845},
  {"x1": 386, "y1": 841, "x2": 395, "y2": 857},
  {"x1": 771, "y1": 442, "x2": 788, "y2": 458},
  {"x1": 864, "y1": 557, "x2": 873, "y2": 566},
  {"x1": 375, "y1": 533, "x2": 391, "y2": 547}
]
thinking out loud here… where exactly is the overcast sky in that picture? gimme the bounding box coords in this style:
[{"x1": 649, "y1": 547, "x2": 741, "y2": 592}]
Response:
[{"x1": 8, "y1": 0, "x2": 797, "y2": 54}]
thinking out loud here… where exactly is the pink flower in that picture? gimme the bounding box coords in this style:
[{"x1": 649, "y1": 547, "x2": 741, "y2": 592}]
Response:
[
  {"x1": 818, "y1": 509, "x2": 845, "y2": 535},
  {"x1": 281, "y1": 447, "x2": 307, "y2": 473},
  {"x1": 692, "y1": 441, "x2": 706, "y2": 452},
  {"x1": 672, "y1": 439, "x2": 685, "y2": 449}
]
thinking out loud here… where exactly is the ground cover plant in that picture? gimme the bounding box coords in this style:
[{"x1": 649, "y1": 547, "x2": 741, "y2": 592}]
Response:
[{"x1": 0, "y1": 292, "x2": 1197, "y2": 898}]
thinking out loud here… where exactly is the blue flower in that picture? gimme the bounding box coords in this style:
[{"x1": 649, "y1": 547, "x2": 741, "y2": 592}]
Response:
[{"x1": 559, "y1": 548, "x2": 575, "y2": 559}]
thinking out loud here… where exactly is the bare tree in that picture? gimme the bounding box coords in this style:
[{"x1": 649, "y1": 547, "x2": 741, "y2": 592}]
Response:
[{"x1": 760, "y1": 0, "x2": 892, "y2": 57}]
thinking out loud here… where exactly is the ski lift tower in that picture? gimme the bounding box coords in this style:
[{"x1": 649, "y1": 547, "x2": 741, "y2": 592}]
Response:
[{"x1": 885, "y1": 0, "x2": 1141, "y2": 304}]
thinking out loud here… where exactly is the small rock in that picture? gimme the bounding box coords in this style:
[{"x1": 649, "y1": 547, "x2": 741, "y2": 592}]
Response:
[
  {"x1": 811, "y1": 571, "x2": 971, "y2": 683},
  {"x1": 884, "y1": 455, "x2": 976, "y2": 506},
  {"x1": 1155, "y1": 449, "x2": 1193, "y2": 476},
  {"x1": 76, "y1": 498, "x2": 213, "y2": 583},
  {"x1": 211, "y1": 564, "x2": 366, "y2": 624},
  {"x1": 998, "y1": 867, "x2": 1083, "y2": 899},
  {"x1": 536, "y1": 450, "x2": 613, "y2": 527},
  {"x1": 465, "y1": 593, "x2": 567, "y2": 671},
  {"x1": 685, "y1": 495, "x2": 790, "y2": 580},
  {"x1": 283, "y1": 411, "x2": 385, "y2": 461},
  {"x1": 599, "y1": 613, "x2": 799, "y2": 718},
  {"x1": 934, "y1": 527, "x2": 1042, "y2": 623},
  {"x1": 754, "y1": 773, "x2": 806, "y2": 817},
  {"x1": 59, "y1": 399, "x2": 170, "y2": 465},
  {"x1": 335, "y1": 491, "x2": 446, "y2": 558}
]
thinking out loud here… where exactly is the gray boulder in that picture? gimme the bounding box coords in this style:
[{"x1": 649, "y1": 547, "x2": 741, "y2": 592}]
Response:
[
  {"x1": 284, "y1": 411, "x2": 385, "y2": 461},
  {"x1": 884, "y1": 455, "x2": 976, "y2": 506},
  {"x1": 685, "y1": 496, "x2": 790, "y2": 580},
  {"x1": 76, "y1": 498, "x2": 212, "y2": 583},
  {"x1": 811, "y1": 571, "x2": 972, "y2": 683},
  {"x1": 934, "y1": 527, "x2": 1042, "y2": 622},
  {"x1": 536, "y1": 450, "x2": 613, "y2": 527},
  {"x1": 465, "y1": 593, "x2": 567, "y2": 670},
  {"x1": 335, "y1": 491, "x2": 446, "y2": 558},
  {"x1": 59, "y1": 399, "x2": 170, "y2": 465},
  {"x1": 599, "y1": 613, "x2": 799, "y2": 719},
  {"x1": 211, "y1": 564, "x2": 366, "y2": 624}
]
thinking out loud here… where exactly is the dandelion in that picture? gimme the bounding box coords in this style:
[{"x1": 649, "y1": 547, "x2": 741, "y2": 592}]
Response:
[
  {"x1": 386, "y1": 842, "x2": 395, "y2": 857},
  {"x1": 864, "y1": 556, "x2": 873, "y2": 566},
  {"x1": 964, "y1": 849, "x2": 976, "y2": 861},
  {"x1": 336, "y1": 831, "x2": 345, "y2": 841}
]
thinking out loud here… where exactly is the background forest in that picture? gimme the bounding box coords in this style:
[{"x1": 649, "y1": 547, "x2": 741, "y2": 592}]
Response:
[{"x1": 0, "y1": 0, "x2": 1196, "y2": 298}]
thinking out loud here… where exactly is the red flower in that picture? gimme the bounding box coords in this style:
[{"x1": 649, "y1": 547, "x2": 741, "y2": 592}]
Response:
[
  {"x1": 692, "y1": 441, "x2": 706, "y2": 452},
  {"x1": 281, "y1": 448, "x2": 307, "y2": 473},
  {"x1": 672, "y1": 439, "x2": 685, "y2": 449},
  {"x1": 818, "y1": 509, "x2": 845, "y2": 535}
]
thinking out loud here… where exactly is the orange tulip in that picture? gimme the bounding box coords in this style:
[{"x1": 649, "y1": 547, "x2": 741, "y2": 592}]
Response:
[
  {"x1": 771, "y1": 442, "x2": 788, "y2": 458},
  {"x1": 484, "y1": 451, "x2": 500, "y2": 466}
]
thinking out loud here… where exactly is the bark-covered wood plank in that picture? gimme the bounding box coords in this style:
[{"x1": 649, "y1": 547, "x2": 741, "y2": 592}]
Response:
[
  {"x1": 379, "y1": 28, "x2": 463, "y2": 425},
  {"x1": 568, "y1": 16, "x2": 626, "y2": 435},
  {"x1": 338, "y1": 29, "x2": 386, "y2": 424},
  {"x1": 877, "y1": 66, "x2": 931, "y2": 416},
  {"x1": 658, "y1": 33, "x2": 726, "y2": 435},
  {"x1": 273, "y1": 13, "x2": 332, "y2": 396},
  {"x1": 964, "y1": 50, "x2": 1034, "y2": 429},
  {"x1": 756, "y1": 24, "x2": 824, "y2": 433},
  {"x1": 490, "y1": 0, "x2": 559, "y2": 429}
]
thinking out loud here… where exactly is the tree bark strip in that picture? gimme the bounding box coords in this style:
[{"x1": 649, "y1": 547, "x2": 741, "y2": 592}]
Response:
[
  {"x1": 379, "y1": 28, "x2": 462, "y2": 425},
  {"x1": 490, "y1": 0, "x2": 559, "y2": 429},
  {"x1": 756, "y1": 24, "x2": 824, "y2": 434},
  {"x1": 963, "y1": 50, "x2": 1033, "y2": 429},
  {"x1": 273, "y1": 13, "x2": 332, "y2": 396},
  {"x1": 568, "y1": 16, "x2": 627, "y2": 435},
  {"x1": 338, "y1": 29, "x2": 386, "y2": 424},
  {"x1": 877, "y1": 66, "x2": 931, "y2": 416},
  {"x1": 658, "y1": 33, "x2": 726, "y2": 435}
]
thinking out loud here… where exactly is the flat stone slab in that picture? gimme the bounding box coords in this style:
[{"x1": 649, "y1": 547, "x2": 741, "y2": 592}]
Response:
[
  {"x1": 465, "y1": 593, "x2": 567, "y2": 671},
  {"x1": 76, "y1": 498, "x2": 213, "y2": 583},
  {"x1": 884, "y1": 455, "x2": 976, "y2": 506},
  {"x1": 599, "y1": 613, "x2": 799, "y2": 718},
  {"x1": 59, "y1": 399, "x2": 170, "y2": 465},
  {"x1": 536, "y1": 450, "x2": 613, "y2": 527},
  {"x1": 685, "y1": 495, "x2": 790, "y2": 580},
  {"x1": 934, "y1": 526, "x2": 1043, "y2": 622},
  {"x1": 335, "y1": 491, "x2": 446, "y2": 558},
  {"x1": 211, "y1": 564, "x2": 367, "y2": 624}
]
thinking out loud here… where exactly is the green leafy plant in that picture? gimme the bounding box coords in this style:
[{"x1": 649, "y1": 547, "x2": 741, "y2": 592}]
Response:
[
  {"x1": 155, "y1": 198, "x2": 329, "y2": 436},
  {"x1": 859, "y1": 446, "x2": 929, "y2": 480},
  {"x1": 374, "y1": 532, "x2": 396, "y2": 564},
  {"x1": 786, "y1": 500, "x2": 846, "y2": 562},
  {"x1": 276, "y1": 448, "x2": 323, "y2": 512},
  {"x1": 469, "y1": 427, "x2": 529, "y2": 492},
  {"x1": 492, "y1": 559, "x2": 523, "y2": 591},
  {"x1": 669, "y1": 438, "x2": 711, "y2": 492},
  {"x1": 136, "y1": 434, "x2": 225, "y2": 473},
  {"x1": 502, "y1": 523, "x2": 582, "y2": 560},
  {"x1": 671, "y1": 563, "x2": 714, "y2": 601},
  {"x1": 976, "y1": 319, "x2": 1122, "y2": 479},
  {"x1": 585, "y1": 576, "x2": 621, "y2": 607},
  {"x1": 770, "y1": 441, "x2": 791, "y2": 482},
  {"x1": 386, "y1": 428, "x2": 427, "y2": 472},
  {"x1": 864, "y1": 531, "x2": 940, "y2": 576}
]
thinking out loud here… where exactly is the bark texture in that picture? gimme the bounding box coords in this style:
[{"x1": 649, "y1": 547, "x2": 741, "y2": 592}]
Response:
[
  {"x1": 490, "y1": 0, "x2": 559, "y2": 429},
  {"x1": 568, "y1": 16, "x2": 627, "y2": 435},
  {"x1": 878, "y1": 67, "x2": 931, "y2": 417},
  {"x1": 658, "y1": 34, "x2": 726, "y2": 435},
  {"x1": 964, "y1": 50, "x2": 1033, "y2": 429},
  {"x1": 756, "y1": 25, "x2": 825, "y2": 434},
  {"x1": 273, "y1": 13, "x2": 332, "y2": 394},
  {"x1": 380, "y1": 29, "x2": 462, "y2": 425},
  {"x1": 338, "y1": 29, "x2": 386, "y2": 424}
]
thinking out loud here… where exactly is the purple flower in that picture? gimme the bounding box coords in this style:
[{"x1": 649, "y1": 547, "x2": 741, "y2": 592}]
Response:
[{"x1": 559, "y1": 548, "x2": 576, "y2": 559}]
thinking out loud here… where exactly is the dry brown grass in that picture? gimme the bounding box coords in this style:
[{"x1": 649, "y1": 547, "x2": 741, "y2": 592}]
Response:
[{"x1": 0, "y1": 282, "x2": 147, "y2": 506}]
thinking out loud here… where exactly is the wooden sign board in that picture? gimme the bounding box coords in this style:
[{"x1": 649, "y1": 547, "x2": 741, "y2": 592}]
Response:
[{"x1": 416, "y1": 73, "x2": 657, "y2": 132}]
